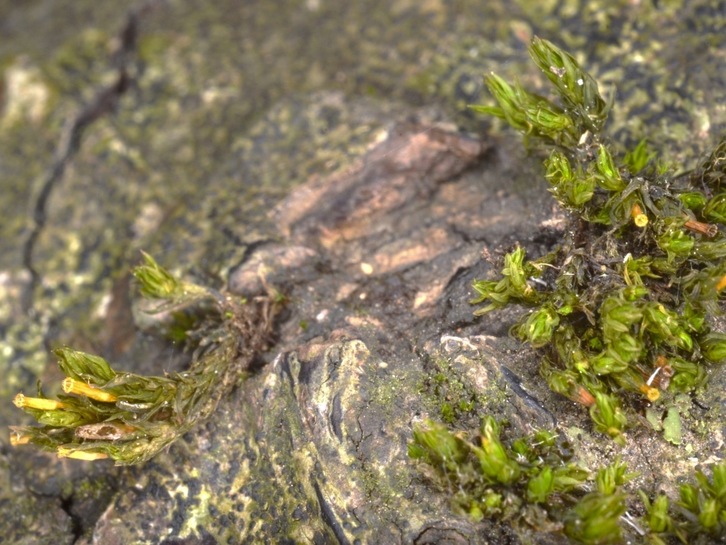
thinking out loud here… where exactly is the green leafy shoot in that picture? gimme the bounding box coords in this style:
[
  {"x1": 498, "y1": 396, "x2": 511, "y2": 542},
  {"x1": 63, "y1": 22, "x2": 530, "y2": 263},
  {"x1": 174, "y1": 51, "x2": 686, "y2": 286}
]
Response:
[
  {"x1": 559, "y1": 459, "x2": 633, "y2": 545},
  {"x1": 528, "y1": 36, "x2": 610, "y2": 136},
  {"x1": 410, "y1": 417, "x2": 589, "y2": 527},
  {"x1": 470, "y1": 74, "x2": 576, "y2": 147},
  {"x1": 563, "y1": 488, "x2": 626, "y2": 545},
  {"x1": 623, "y1": 140, "x2": 655, "y2": 175},
  {"x1": 595, "y1": 457, "x2": 637, "y2": 495},
  {"x1": 133, "y1": 250, "x2": 211, "y2": 310},
  {"x1": 471, "y1": 246, "x2": 542, "y2": 314},
  {"x1": 636, "y1": 460, "x2": 726, "y2": 543},
  {"x1": 639, "y1": 492, "x2": 678, "y2": 544},
  {"x1": 11, "y1": 254, "x2": 277, "y2": 465},
  {"x1": 588, "y1": 392, "x2": 628, "y2": 446},
  {"x1": 410, "y1": 421, "x2": 726, "y2": 543},
  {"x1": 677, "y1": 462, "x2": 726, "y2": 537},
  {"x1": 472, "y1": 37, "x2": 609, "y2": 151}
]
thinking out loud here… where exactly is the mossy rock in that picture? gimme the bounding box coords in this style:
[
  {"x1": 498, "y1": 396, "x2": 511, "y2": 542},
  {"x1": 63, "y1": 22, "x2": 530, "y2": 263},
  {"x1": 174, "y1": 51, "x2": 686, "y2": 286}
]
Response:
[{"x1": 1, "y1": 1, "x2": 724, "y2": 543}]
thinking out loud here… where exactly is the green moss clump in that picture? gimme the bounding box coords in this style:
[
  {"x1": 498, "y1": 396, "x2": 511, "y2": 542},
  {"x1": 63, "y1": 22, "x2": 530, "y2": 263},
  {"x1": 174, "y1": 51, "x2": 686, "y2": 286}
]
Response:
[
  {"x1": 422, "y1": 359, "x2": 478, "y2": 424},
  {"x1": 10, "y1": 253, "x2": 275, "y2": 465},
  {"x1": 409, "y1": 416, "x2": 634, "y2": 544},
  {"x1": 471, "y1": 37, "x2": 725, "y2": 443},
  {"x1": 639, "y1": 461, "x2": 726, "y2": 544},
  {"x1": 676, "y1": 462, "x2": 726, "y2": 539},
  {"x1": 410, "y1": 416, "x2": 726, "y2": 544}
]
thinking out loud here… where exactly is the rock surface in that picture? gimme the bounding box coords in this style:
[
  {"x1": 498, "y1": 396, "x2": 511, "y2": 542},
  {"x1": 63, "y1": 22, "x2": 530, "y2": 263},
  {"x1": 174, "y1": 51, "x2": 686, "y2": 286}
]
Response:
[{"x1": 0, "y1": 1, "x2": 725, "y2": 544}]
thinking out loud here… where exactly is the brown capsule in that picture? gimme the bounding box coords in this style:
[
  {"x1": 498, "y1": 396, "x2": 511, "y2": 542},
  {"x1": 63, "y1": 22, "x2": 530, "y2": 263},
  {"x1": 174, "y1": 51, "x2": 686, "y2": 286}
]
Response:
[
  {"x1": 74, "y1": 422, "x2": 136, "y2": 441},
  {"x1": 684, "y1": 218, "x2": 718, "y2": 238},
  {"x1": 645, "y1": 356, "x2": 674, "y2": 391},
  {"x1": 654, "y1": 354, "x2": 668, "y2": 368},
  {"x1": 9, "y1": 429, "x2": 31, "y2": 446}
]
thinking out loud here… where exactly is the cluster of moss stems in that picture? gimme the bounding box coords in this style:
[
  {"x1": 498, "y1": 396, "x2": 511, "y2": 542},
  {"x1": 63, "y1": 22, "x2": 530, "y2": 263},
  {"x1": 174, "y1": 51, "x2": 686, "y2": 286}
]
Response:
[
  {"x1": 10, "y1": 253, "x2": 273, "y2": 465},
  {"x1": 410, "y1": 417, "x2": 725, "y2": 544},
  {"x1": 411, "y1": 37, "x2": 725, "y2": 545},
  {"x1": 470, "y1": 36, "x2": 726, "y2": 445}
]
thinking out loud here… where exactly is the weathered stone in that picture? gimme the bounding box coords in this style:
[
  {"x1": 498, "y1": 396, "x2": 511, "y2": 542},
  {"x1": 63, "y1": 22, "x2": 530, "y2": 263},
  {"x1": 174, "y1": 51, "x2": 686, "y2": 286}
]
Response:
[{"x1": 1, "y1": 1, "x2": 725, "y2": 544}]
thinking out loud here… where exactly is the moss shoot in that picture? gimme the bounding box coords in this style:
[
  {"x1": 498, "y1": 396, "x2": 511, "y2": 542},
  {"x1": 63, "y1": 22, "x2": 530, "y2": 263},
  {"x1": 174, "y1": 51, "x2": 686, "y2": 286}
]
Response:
[{"x1": 10, "y1": 253, "x2": 276, "y2": 465}]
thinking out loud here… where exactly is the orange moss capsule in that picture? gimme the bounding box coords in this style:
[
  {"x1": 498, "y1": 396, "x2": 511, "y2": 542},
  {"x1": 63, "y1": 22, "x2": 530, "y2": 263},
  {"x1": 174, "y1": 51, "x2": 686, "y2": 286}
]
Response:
[
  {"x1": 62, "y1": 378, "x2": 117, "y2": 403},
  {"x1": 571, "y1": 385, "x2": 596, "y2": 407},
  {"x1": 716, "y1": 275, "x2": 726, "y2": 292},
  {"x1": 654, "y1": 354, "x2": 668, "y2": 368},
  {"x1": 639, "y1": 384, "x2": 661, "y2": 402},
  {"x1": 631, "y1": 203, "x2": 648, "y2": 227}
]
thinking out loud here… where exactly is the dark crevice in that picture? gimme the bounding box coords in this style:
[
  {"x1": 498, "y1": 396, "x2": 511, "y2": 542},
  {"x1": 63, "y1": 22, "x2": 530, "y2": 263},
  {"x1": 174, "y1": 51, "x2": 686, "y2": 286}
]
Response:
[
  {"x1": 447, "y1": 221, "x2": 486, "y2": 246},
  {"x1": 313, "y1": 480, "x2": 351, "y2": 545},
  {"x1": 59, "y1": 494, "x2": 83, "y2": 543},
  {"x1": 412, "y1": 525, "x2": 471, "y2": 545},
  {"x1": 499, "y1": 364, "x2": 557, "y2": 427},
  {"x1": 20, "y1": 1, "x2": 159, "y2": 314}
]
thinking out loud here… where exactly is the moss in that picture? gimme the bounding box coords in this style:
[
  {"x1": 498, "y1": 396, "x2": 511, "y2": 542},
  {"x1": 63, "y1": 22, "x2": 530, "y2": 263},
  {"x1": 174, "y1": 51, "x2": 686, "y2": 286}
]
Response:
[
  {"x1": 471, "y1": 37, "x2": 726, "y2": 447},
  {"x1": 2, "y1": 2, "x2": 724, "y2": 542},
  {"x1": 407, "y1": 36, "x2": 726, "y2": 545},
  {"x1": 409, "y1": 416, "x2": 630, "y2": 543},
  {"x1": 419, "y1": 356, "x2": 499, "y2": 426},
  {"x1": 10, "y1": 255, "x2": 277, "y2": 465},
  {"x1": 411, "y1": 415, "x2": 726, "y2": 544}
]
